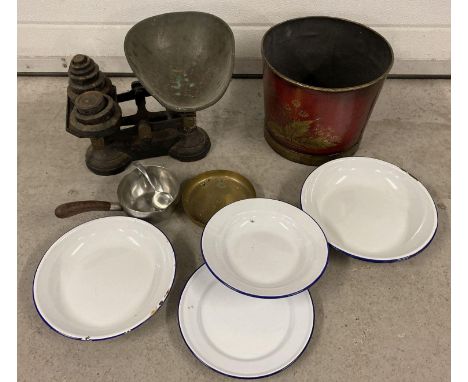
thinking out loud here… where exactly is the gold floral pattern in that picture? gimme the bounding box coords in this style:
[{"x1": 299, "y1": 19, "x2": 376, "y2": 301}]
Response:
[{"x1": 267, "y1": 98, "x2": 340, "y2": 149}]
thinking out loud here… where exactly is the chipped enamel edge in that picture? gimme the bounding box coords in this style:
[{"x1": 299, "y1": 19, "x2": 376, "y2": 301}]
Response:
[{"x1": 32, "y1": 216, "x2": 177, "y2": 341}]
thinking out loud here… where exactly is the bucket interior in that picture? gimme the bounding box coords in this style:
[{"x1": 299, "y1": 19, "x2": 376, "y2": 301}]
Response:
[{"x1": 262, "y1": 17, "x2": 393, "y2": 89}]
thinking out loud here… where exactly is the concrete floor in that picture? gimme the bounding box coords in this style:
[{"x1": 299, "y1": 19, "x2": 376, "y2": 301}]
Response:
[{"x1": 18, "y1": 78, "x2": 450, "y2": 382}]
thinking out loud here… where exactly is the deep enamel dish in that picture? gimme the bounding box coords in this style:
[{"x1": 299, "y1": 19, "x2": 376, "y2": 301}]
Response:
[
  {"x1": 301, "y1": 157, "x2": 438, "y2": 262},
  {"x1": 33, "y1": 216, "x2": 176, "y2": 340},
  {"x1": 201, "y1": 198, "x2": 328, "y2": 298}
]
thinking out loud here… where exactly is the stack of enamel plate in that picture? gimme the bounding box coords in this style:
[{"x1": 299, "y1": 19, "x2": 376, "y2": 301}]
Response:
[
  {"x1": 179, "y1": 157, "x2": 438, "y2": 378},
  {"x1": 178, "y1": 198, "x2": 329, "y2": 378}
]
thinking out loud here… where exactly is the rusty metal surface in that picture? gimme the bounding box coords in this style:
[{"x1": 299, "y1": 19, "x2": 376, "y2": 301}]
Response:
[
  {"x1": 65, "y1": 11, "x2": 237, "y2": 173},
  {"x1": 65, "y1": 56, "x2": 212, "y2": 175},
  {"x1": 67, "y1": 54, "x2": 115, "y2": 103},
  {"x1": 68, "y1": 91, "x2": 122, "y2": 138}
]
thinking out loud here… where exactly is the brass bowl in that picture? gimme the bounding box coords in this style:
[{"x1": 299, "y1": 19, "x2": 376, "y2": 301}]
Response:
[{"x1": 182, "y1": 170, "x2": 256, "y2": 226}]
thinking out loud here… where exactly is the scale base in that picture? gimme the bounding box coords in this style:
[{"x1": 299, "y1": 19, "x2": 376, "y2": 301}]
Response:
[
  {"x1": 86, "y1": 146, "x2": 132, "y2": 176},
  {"x1": 84, "y1": 126, "x2": 211, "y2": 175},
  {"x1": 66, "y1": 65, "x2": 213, "y2": 176},
  {"x1": 169, "y1": 127, "x2": 211, "y2": 162}
]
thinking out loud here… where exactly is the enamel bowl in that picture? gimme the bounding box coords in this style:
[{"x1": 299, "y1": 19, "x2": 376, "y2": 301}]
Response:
[
  {"x1": 301, "y1": 157, "x2": 437, "y2": 262},
  {"x1": 201, "y1": 198, "x2": 328, "y2": 298},
  {"x1": 33, "y1": 217, "x2": 176, "y2": 340},
  {"x1": 179, "y1": 266, "x2": 314, "y2": 378}
]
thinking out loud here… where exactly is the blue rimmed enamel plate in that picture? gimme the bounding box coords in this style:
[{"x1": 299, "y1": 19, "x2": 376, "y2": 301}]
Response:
[
  {"x1": 301, "y1": 157, "x2": 438, "y2": 262},
  {"x1": 178, "y1": 265, "x2": 314, "y2": 379},
  {"x1": 201, "y1": 198, "x2": 328, "y2": 298},
  {"x1": 33, "y1": 216, "x2": 176, "y2": 340}
]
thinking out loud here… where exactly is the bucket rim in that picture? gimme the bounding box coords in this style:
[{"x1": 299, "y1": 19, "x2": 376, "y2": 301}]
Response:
[{"x1": 261, "y1": 16, "x2": 394, "y2": 93}]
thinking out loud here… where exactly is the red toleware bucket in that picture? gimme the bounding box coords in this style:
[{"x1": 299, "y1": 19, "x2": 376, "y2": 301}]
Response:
[{"x1": 262, "y1": 16, "x2": 394, "y2": 165}]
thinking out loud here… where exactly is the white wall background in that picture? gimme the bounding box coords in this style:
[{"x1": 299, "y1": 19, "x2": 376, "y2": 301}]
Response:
[{"x1": 17, "y1": 0, "x2": 450, "y2": 75}]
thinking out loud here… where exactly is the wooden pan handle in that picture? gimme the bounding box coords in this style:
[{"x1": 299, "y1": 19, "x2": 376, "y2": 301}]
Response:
[{"x1": 55, "y1": 201, "x2": 117, "y2": 218}]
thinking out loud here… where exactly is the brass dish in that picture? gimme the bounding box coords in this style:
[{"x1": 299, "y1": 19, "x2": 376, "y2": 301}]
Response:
[{"x1": 182, "y1": 170, "x2": 256, "y2": 226}]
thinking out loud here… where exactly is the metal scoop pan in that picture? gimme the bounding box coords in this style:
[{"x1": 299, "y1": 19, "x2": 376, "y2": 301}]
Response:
[{"x1": 55, "y1": 165, "x2": 180, "y2": 224}]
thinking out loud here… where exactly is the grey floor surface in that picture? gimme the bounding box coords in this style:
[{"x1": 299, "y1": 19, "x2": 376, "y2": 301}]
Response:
[{"x1": 18, "y1": 78, "x2": 450, "y2": 382}]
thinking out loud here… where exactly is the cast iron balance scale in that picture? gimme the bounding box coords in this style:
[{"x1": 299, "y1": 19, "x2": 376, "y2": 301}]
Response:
[{"x1": 65, "y1": 12, "x2": 235, "y2": 175}]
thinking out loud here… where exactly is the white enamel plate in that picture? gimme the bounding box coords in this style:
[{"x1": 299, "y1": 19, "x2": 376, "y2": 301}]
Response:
[
  {"x1": 179, "y1": 266, "x2": 314, "y2": 378},
  {"x1": 202, "y1": 198, "x2": 328, "y2": 298},
  {"x1": 33, "y1": 216, "x2": 176, "y2": 340},
  {"x1": 301, "y1": 157, "x2": 438, "y2": 262}
]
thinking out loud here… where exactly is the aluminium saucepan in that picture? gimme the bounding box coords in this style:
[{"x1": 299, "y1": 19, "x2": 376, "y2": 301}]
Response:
[{"x1": 55, "y1": 165, "x2": 180, "y2": 224}]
